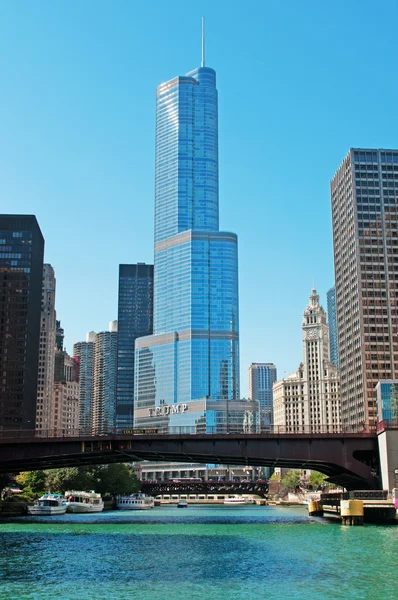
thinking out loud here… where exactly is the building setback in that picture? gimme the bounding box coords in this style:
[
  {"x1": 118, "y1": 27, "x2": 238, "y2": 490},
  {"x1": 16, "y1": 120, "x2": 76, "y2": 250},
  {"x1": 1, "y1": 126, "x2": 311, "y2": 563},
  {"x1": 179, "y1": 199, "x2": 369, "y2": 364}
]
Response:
[
  {"x1": 273, "y1": 290, "x2": 340, "y2": 433},
  {"x1": 134, "y1": 48, "x2": 240, "y2": 432},
  {"x1": 0, "y1": 215, "x2": 44, "y2": 429},
  {"x1": 116, "y1": 263, "x2": 153, "y2": 431},
  {"x1": 331, "y1": 148, "x2": 398, "y2": 429},
  {"x1": 53, "y1": 350, "x2": 79, "y2": 436},
  {"x1": 36, "y1": 264, "x2": 56, "y2": 433},
  {"x1": 248, "y1": 363, "x2": 277, "y2": 428},
  {"x1": 326, "y1": 286, "x2": 339, "y2": 368}
]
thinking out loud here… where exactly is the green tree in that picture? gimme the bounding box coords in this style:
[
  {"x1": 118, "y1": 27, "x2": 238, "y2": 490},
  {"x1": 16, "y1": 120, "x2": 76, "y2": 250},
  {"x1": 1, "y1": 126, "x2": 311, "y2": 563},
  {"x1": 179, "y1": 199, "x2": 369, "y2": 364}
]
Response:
[
  {"x1": 44, "y1": 467, "x2": 95, "y2": 493},
  {"x1": 90, "y1": 464, "x2": 140, "y2": 496},
  {"x1": 281, "y1": 470, "x2": 301, "y2": 491},
  {"x1": 43, "y1": 464, "x2": 140, "y2": 496},
  {"x1": 16, "y1": 471, "x2": 47, "y2": 495},
  {"x1": 309, "y1": 471, "x2": 327, "y2": 489}
]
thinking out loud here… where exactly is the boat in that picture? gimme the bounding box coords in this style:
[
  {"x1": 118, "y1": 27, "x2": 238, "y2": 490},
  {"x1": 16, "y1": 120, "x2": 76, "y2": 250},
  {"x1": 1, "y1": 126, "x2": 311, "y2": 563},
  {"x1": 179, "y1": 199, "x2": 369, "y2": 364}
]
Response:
[
  {"x1": 65, "y1": 491, "x2": 104, "y2": 513},
  {"x1": 224, "y1": 496, "x2": 251, "y2": 505},
  {"x1": 27, "y1": 493, "x2": 67, "y2": 516},
  {"x1": 177, "y1": 499, "x2": 188, "y2": 508},
  {"x1": 116, "y1": 493, "x2": 155, "y2": 510}
]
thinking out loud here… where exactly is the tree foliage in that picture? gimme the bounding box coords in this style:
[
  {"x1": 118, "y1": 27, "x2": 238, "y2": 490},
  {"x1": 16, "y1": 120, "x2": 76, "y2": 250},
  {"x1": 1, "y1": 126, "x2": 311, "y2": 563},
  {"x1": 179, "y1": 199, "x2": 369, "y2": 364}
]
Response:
[
  {"x1": 309, "y1": 471, "x2": 327, "y2": 488},
  {"x1": 16, "y1": 471, "x2": 46, "y2": 495},
  {"x1": 14, "y1": 464, "x2": 140, "y2": 498},
  {"x1": 281, "y1": 470, "x2": 301, "y2": 491},
  {"x1": 44, "y1": 464, "x2": 140, "y2": 495}
]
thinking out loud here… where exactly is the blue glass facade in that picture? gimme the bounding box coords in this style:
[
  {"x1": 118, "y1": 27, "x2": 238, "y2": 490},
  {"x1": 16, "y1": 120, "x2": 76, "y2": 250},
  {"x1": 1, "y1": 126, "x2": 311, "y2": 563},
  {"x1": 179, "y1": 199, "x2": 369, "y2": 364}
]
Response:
[
  {"x1": 327, "y1": 286, "x2": 339, "y2": 368},
  {"x1": 376, "y1": 381, "x2": 398, "y2": 423},
  {"x1": 135, "y1": 64, "x2": 240, "y2": 431},
  {"x1": 116, "y1": 264, "x2": 154, "y2": 431},
  {"x1": 248, "y1": 363, "x2": 277, "y2": 428}
]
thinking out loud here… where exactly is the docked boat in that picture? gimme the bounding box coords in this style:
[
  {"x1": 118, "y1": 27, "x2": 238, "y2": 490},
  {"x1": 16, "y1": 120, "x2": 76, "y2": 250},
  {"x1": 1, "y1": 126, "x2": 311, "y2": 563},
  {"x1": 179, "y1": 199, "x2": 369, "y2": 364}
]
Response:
[
  {"x1": 116, "y1": 493, "x2": 155, "y2": 510},
  {"x1": 65, "y1": 491, "x2": 104, "y2": 513},
  {"x1": 177, "y1": 499, "x2": 188, "y2": 508},
  {"x1": 28, "y1": 493, "x2": 67, "y2": 516},
  {"x1": 224, "y1": 496, "x2": 250, "y2": 506}
]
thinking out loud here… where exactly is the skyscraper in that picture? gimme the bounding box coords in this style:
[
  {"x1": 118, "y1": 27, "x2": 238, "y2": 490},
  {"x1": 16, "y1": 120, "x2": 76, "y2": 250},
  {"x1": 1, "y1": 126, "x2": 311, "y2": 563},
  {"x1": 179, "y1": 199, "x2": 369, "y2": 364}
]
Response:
[
  {"x1": 248, "y1": 363, "x2": 277, "y2": 428},
  {"x1": 36, "y1": 264, "x2": 56, "y2": 433},
  {"x1": 74, "y1": 332, "x2": 96, "y2": 432},
  {"x1": 92, "y1": 321, "x2": 118, "y2": 434},
  {"x1": 53, "y1": 323, "x2": 79, "y2": 436},
  {"x1": 0, "y1": 215, "x2": 44, "y2": 429},
  {"x1": 116, "y1": 263, "x2": 154, "y2": 431},
  {"x1": 273, "y1": 290, "x2": 340, "y2": 433},
  {"x1": 74, "y1": 323, "x2": 118, "y2": 434},
  {"x1": 327, "y1": 286, "x2": 339, "y2": 368},
  {"x1": 134, "y1": 37, "x2": 240, "y2": 431},
  {"x1": 331, "y1": 148, "x2": 398, "y2": 429}
]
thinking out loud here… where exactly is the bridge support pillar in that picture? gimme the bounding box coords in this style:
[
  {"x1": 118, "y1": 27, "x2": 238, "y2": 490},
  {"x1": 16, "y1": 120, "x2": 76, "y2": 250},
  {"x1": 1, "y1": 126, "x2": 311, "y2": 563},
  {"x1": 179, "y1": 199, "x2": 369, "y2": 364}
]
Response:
[{"x1": 340, "y1": 500, "x2": 364, "y2": 526}]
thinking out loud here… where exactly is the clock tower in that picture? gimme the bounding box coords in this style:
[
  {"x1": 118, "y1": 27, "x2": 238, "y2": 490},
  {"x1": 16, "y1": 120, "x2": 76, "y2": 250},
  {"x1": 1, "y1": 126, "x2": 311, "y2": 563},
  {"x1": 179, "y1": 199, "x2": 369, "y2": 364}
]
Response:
[{"x1": 273, "y1": 289, "x2": 340, "y2": 433}]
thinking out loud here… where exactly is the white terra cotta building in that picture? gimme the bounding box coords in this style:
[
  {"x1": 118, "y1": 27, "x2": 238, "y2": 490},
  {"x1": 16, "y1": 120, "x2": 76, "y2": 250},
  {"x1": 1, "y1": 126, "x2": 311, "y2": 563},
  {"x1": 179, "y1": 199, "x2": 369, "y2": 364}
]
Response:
[{"x1": 273, "y1": 289, "x2": 341, "y2": 433}]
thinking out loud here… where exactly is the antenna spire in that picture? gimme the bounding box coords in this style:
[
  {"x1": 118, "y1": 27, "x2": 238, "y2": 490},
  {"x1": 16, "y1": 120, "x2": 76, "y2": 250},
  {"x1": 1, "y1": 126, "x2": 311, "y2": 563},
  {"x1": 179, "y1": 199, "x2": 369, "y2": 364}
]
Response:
[{"x1": 201, "y1": 16, "x2": 205, "y2": 67}]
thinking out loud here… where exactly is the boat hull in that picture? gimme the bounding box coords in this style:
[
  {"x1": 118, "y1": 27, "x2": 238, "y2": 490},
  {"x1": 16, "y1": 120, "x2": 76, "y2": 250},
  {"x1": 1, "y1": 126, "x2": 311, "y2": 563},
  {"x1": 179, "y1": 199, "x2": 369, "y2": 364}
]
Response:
[
  {"x1": 66, "y1": 503, "x2": 104, "y2": 513},
  {"x1": 116, "y1": 504, "x2": 153, "y2": 510},
  {"x1": 28, "y1": 506, "x2": 67, "y2": 516}
]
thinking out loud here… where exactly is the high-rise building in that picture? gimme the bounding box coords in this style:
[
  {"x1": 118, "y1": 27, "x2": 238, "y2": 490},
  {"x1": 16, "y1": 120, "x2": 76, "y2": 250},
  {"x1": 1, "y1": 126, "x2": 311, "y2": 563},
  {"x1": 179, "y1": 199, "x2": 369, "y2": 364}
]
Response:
[
  {"x1": 74, "y1": 332, "x2": 96, "y2": 432},
  {"x1": 134, "y1": 41, "x2": 240, "y2": 432},
  {"x1": 116, "y1": 263, "x2": 154, "y2": 431},
  {"x1": 331, "y1": 148, "x2": 398, "y2": 429},
  {"x1": 74, "y1": 323, "x2": 118, "y2": 434},
  {"x1": 248, "y1": 363, "x2": 277, "y2": 428},
  {"x1": 36, "y1": 264, "x2": 56, "y2": 433},
  {"x1": 273, "y1": 289, "x2": 340, "y2": 433},
  {"x1": 0, "y1": 215, "x2": 44, "y2": 429},
  {"x1": 326, "y1": 286, "x2": 339, "y2": 368},
  {"x1": 53, "y1": 333, "x2": 79, "y2": 436},
  {"x1": 92, "y1": 321, "x2": 118, "y2": 434}
]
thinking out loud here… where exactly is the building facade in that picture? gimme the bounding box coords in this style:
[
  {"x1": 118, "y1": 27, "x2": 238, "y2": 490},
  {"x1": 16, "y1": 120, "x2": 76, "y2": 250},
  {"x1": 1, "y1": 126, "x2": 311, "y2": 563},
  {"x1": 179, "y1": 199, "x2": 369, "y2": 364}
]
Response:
[
  {"x1": 52, "y1": 353, "x2": 80, "y2": 436},
  {"x1": 248, "y1": 363, "x2": 277, "y2": 428},
  {"x1": 331, "y1": 148, "x2": 398, "y2": 429},
  {"x1": 273, "y1": 290, "x2": 341, "y2": 433},
  {"x1": 74, "y1": 332, "x2": 96, "y2": 432},
  {"x1": 134, "y1": 58, "x2": 240, "y2": 432},
  {"x1": 116, "y1": 263, "x2": 154, "y2": 431},
  {"x1": 326, "y1": 286, "x2": 339, "y2": 368},
  {"x1": 92, "y1": 321, "x2": 118, "y2": 434},
  {"x1": 36, "y1": 264, "x2": 57, "y2": 433},
  {"x1": 0, "y1": 215, "x2": 44, "y2": 429}
]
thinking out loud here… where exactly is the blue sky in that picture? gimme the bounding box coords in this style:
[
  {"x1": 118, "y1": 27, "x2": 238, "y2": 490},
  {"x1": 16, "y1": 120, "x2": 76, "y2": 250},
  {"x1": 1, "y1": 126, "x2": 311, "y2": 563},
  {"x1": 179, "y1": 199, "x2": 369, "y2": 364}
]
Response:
[{"x1": 1, "y1": 1, "x2": 397, "y2": 395}]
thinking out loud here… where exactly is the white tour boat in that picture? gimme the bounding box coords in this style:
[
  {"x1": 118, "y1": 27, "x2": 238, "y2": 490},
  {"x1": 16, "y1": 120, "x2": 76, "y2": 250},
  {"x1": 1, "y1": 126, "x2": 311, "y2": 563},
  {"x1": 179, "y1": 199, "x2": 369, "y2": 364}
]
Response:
[
  {"x1": 224, "y1": 496, "x2": 251, "y2": 506},
  {"x1": 65, "y1": 491, "x2": 104, "y2": 513},
  {"x1": 28, "y1": 493, "x2": 67, "y2": 516},
  {"x1": 116, "y1": 493, "x2": 155, "y2": 510}
]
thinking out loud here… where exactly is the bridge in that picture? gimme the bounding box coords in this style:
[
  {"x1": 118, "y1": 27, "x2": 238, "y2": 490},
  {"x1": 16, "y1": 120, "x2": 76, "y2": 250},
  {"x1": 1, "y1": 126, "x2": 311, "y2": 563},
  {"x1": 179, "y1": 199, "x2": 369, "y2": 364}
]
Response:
[
  {"x1": 141, "y1": 479, "x2": 269, "y2": 498},
  {"x1": 0, "y1": 429, "x2": 380, "y2": 490}
]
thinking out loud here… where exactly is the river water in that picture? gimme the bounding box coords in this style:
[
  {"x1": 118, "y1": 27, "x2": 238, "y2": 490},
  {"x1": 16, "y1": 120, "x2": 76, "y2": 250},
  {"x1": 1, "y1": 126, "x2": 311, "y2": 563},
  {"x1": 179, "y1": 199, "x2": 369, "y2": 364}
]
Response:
[{"x1": 0, "y1": 505, "x2": 396, "y2": 600}]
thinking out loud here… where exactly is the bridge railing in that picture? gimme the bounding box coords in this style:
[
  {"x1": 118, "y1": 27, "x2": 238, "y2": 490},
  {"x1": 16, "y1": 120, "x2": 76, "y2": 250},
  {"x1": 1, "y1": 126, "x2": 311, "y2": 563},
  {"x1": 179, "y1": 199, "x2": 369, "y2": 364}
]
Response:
[{"x1": 0, "y1": 423, "x2": 377, "y2": 440}]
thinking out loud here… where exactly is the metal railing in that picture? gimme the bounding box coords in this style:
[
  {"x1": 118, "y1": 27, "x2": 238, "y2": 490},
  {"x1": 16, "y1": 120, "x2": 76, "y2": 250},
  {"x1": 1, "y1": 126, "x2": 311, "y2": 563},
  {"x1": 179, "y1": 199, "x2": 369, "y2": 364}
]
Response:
[{"x1": 0, "y1": 423, "x2": 377, "y2": 441}]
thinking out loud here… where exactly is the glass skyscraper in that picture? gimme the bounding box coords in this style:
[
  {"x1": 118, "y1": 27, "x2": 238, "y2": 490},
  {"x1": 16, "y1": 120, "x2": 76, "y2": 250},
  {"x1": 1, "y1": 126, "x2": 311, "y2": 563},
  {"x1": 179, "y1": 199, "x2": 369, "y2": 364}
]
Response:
[
  {"x1": 0, "y1": 215, "x2": 44, "y2": 429},
  {"x1": 248, "y1": 363, "x2": 277, "y2": 428},
  {"x1": 134, "y1": 58, "x2": 240, "y2": 431},
  {"x1": 116, "y1": 263, "x2": 154, "y2": 431},
  {"x1": 327, "y1": 286, "x2": 339, "y2": 368}
]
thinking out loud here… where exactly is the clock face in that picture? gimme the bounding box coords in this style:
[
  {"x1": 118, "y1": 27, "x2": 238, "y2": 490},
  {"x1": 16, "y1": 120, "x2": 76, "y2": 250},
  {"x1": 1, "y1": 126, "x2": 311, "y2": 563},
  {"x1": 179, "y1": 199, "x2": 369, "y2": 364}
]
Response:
[{"x1": 307, "y1": 328, "x2": 317, "y2": 339}]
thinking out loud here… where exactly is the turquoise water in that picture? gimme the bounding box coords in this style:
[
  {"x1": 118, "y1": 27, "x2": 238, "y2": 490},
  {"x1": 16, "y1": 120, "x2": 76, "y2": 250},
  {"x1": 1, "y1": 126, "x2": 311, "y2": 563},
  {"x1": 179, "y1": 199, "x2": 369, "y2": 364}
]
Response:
[{"x1": 0, "y1": 505, "x2": 396, "y2": 600}]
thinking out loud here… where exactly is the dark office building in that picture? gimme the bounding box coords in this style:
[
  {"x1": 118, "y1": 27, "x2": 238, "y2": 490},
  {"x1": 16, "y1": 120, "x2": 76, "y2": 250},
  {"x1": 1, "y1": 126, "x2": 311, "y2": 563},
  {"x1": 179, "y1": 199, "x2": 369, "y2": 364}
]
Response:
[
  {"x1": 116, "y1": 263, "x2": 154, "y2": 431},
  {"x1": 0, "y1": 215, "x2": 44, "y2": 429}
]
